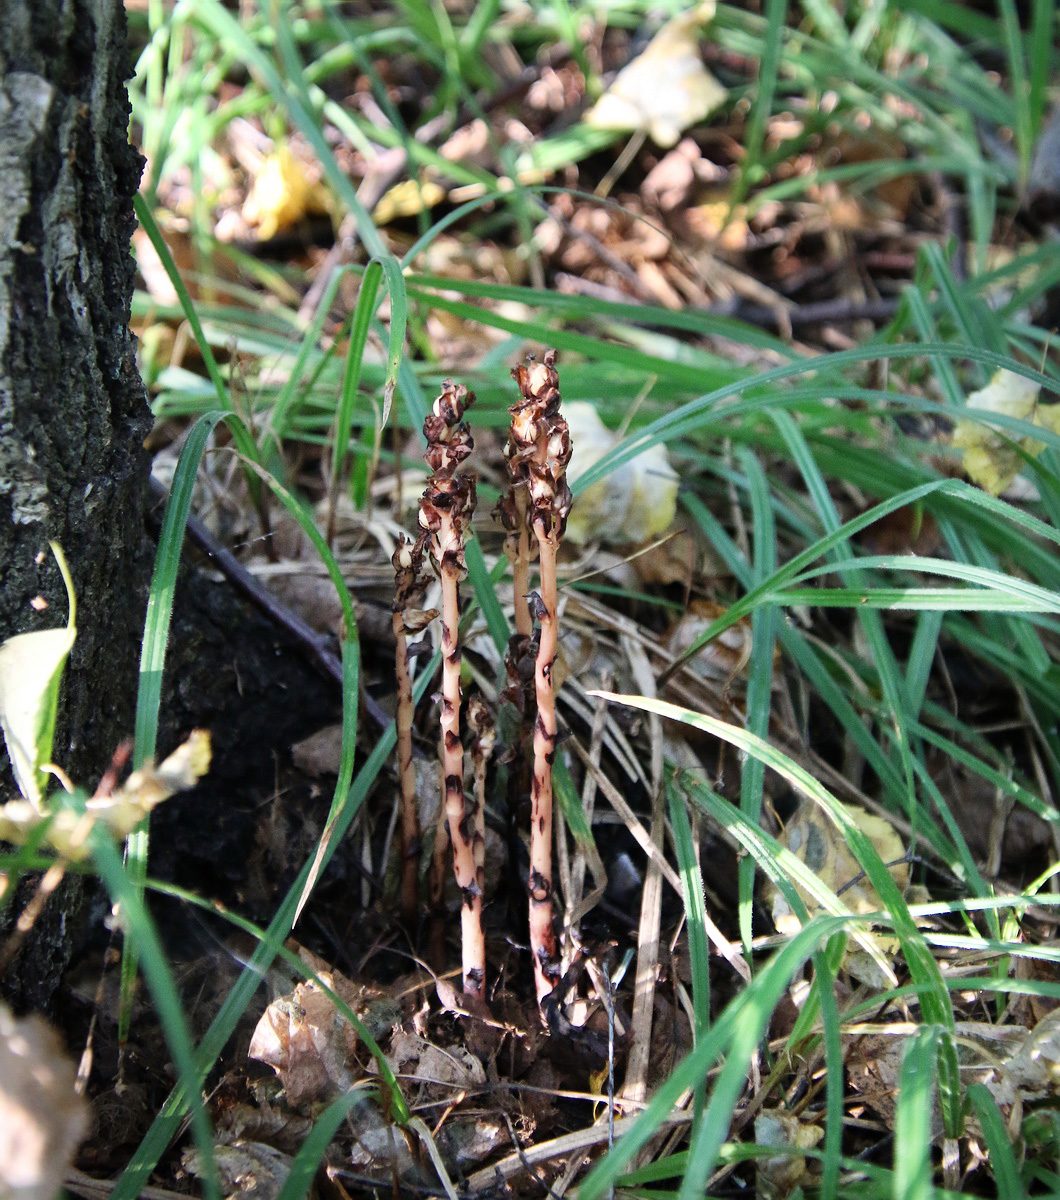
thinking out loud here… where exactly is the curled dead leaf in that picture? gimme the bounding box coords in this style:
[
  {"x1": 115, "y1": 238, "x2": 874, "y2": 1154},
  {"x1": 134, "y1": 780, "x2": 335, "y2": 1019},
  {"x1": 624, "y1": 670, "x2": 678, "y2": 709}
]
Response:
[
  {"x1": 952, "y1": 368, "x2": 1060, "y2": 496},
  {"x1": 0, "y1": 1002, "x2": 88, "y2": 1200},
  {"x1": 249, "y1": 962, "x2": 402, "y2": 1109}
]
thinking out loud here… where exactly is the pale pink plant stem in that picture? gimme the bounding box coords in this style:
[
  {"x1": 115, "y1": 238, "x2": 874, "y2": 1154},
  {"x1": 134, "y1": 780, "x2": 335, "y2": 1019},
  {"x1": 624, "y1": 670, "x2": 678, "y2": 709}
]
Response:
[
  {"x1": 528, "y1": 528, "x2": 561, "y2": 1005},
  {"x1": 509, "y1": 349, "x2": 572, "y2": 1008},
  {"x1": 420, "y1": 380, "x2": 485, "y2": 999},
  {"x1": 467, "y1": 696, "x2": 496, "y2": 905},
  {"x1": 392, "y1": 535, "x2": 434, "y2": 923}
]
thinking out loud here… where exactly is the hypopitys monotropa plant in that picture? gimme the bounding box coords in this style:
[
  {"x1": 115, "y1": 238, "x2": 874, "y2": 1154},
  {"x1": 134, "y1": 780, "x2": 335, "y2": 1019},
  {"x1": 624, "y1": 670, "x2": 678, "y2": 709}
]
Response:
[
  {"x1": 507, "y1": 350, "x2": 572, "y2": 1005},
  {"x1": 391, "y1": 533, "x2": 436, "y2": 923},
  {"x1": 418, "y1": 379, "x2": 485, "y2": 999}
]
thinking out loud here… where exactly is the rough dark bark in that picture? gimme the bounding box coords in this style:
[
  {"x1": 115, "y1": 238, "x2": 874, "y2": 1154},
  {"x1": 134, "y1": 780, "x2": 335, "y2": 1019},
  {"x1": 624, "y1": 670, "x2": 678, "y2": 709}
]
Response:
[{"x1": 0, "y1": 0, "x2": 152, "y2": 1010}]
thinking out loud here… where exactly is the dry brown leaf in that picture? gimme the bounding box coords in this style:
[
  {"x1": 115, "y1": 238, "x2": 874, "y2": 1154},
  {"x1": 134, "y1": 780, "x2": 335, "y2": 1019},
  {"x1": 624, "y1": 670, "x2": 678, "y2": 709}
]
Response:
[
  {"x1": 845, "y1": 1031, "x2": 909, "y2": 1126},
  {"x1": 346, "y1": 1103, "x2": 420, "y2": 1179},
  {"x1": 0, "y1": 1002, "x2": 88, "y2": 1200},
  {"x1": 684, "y1": 194, "x2": 752, "y2": 252},
  {"x1": 249, "y1": 986, "x2": 357, "y2": 1108},
  {"x1": 642, "y1": 139, "x2": 703, "y2": 212},
  {"x1": 386, "y1": 1030, "x2": 485, "y2": 1102},
  {"x1": 435, "y1": 1112, "x2": 509, "y2": 1173},
  {"x1": 994, "y1": 1010, "x2": 1060, "y2": 1103},
  {"x1": 184, "y1": 1140, "x2": 291, "y2": 1199},
  {"x1": 219, "y1": 1098, "x2": 313, "y2": 1154},
  {"x1": 249, "y1": 960, "x2": 401, "y2": 1109},
  {"x1": 847, "y1": 1017, "x2": 1060, "y2": 1135},
  {"x1": 755, "y1": 1109, "x2": 823, "y2": 1199},
  {"x1": 290, "y1": 725, "x2": 345, "y2": 778},
  {"x1": 829, "y1": 128, "x2": 916, "y2": 219},
  {"x1": 664, "y1": 600, "x2": 754, "y2": 684}
]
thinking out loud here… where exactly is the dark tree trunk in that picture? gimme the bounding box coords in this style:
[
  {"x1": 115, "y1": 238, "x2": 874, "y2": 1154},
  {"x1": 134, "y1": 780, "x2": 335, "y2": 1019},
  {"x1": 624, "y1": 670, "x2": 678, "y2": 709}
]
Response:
[{"x1": 0, "y1": 0, "x2": 152, "y2": 1010}]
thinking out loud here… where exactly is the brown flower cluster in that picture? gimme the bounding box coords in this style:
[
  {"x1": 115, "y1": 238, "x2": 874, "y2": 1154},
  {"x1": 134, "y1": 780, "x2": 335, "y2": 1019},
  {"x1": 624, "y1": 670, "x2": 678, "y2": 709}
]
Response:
[
  {"x1": 507, "y1": 349, "x2": 573, "y2": 545},
  {"x1": 419, "y1": 379, "x2": 477, "y2": 578}
]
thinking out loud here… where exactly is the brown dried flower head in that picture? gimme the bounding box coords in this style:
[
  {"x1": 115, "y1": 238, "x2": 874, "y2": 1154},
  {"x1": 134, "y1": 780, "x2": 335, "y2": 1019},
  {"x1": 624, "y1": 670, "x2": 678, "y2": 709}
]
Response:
[
  {"x1": 419, "y1": 380, "x2": 477, "y2": 579},
  {"x1": 507, "y1": 349, "x2": 572, "y2": 539},
  {"x1": 392, "y1": 534, "x2": 426, "y2": 611}
]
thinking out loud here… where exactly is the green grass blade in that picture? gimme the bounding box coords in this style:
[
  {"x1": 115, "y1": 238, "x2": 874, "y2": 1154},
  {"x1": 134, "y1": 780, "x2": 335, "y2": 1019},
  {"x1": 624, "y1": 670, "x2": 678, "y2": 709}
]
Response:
[
  {"x1": 276, "y1": 1088, "x2": 373, "y2": 1200},
  {"x1": 815, "y1": 946, "x2": 844, "y2": 1200},
  {"x1": 122, "y1": 410, "x2": 227, "y2": 1050},
  {"x1": 893, "y1": 1024, "x2": 943, "y2": 1200},
  {"x1": 329, "y1": 261, "x2": 383, "y2": 514},
  {"x1": 465, "y1": 535, "x2": 509, "y2": 656},
  {"x1": 92, "y1": 829, "x2": 220, "y2": 1200},
  {"x1": 599, "y1": 690, "x2": 965, "y2": 1135},
  {"x1": 733, "y1": 0, "x2": 786, "y2": 203},
  {"x1": 667, "y1": 775, "x2": 710, "y2": 1040},
  {"x1": 967, "y1": 1083, "x2": 1028, "y2": 1199},
  {"x1": 133, "y1": 194, "x2": 229, "y2": 411},
  {"x1": 576, "y1": 917, "x2": 848, "y2": 1200},
  {"x1": 737, "y1": 446, "x2": 778, "y2": 953},
  {"x1": 134, "y1": 412, "x2": 227, "y2": 767}
]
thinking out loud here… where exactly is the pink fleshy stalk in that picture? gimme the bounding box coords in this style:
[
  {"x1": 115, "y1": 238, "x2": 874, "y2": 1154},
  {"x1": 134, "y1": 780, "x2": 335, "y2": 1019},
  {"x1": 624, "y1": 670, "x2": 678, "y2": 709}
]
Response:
[
  {"x1": 466, "y1": 695, "x2": 495, "y2": 908},
  {"x1": 419, "y1": 380, "x2": 485, "y2": 999},
  {"x1": 508, "y1": 349, "x2": 572, "y2": 1007},
  {"x1": 391, "y1": 535, "x2": 435, "y2": 923}
]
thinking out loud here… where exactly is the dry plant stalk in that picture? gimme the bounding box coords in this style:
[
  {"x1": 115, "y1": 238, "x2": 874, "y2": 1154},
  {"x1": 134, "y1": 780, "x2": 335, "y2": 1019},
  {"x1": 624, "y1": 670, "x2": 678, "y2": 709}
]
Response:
[
  {"x1": 391, "y1": 534, "x2": 435, "y2": 922},
  {"x1": 508, "y1": 349, "x2": 572, "y2": 1005},
  {"x1": 419, "y1": 380, "x2": 485, "y2": 998}
]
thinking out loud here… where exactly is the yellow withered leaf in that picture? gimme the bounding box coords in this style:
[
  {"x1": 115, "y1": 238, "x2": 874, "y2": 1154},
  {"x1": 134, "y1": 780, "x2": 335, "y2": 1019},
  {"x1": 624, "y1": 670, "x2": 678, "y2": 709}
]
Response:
[
  {"x1": 766, "y1": 801, "x2": 908, "y2": 988},
  {"x1": 564, "y1": 402, "x2": 678, "y2": 545},
  {"x1": 0, "y1": 542, "x2": 77, "y2": 810},
  {"x1": 372, "y1": 178, "x2": 447, "y2": 225},
  {"x1": 952, "y1": 368, "x2": 1060, "y2": 496},
  {"x1": 243, "y1": 144, "x2": 330, "y2": 241},
  {"x1": 0, "y1": 730, "x2": 211, "y2": 861},
  {"x1": 585, "y1": 3, "x2": 725, "y2": 147}
]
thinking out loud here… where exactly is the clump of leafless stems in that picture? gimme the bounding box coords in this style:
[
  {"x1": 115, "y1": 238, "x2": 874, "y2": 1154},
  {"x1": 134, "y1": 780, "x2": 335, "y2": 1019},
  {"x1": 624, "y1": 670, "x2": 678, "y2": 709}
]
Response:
[{"x1": 393, "y1": 352, "x2": 571, "y2": 1012}]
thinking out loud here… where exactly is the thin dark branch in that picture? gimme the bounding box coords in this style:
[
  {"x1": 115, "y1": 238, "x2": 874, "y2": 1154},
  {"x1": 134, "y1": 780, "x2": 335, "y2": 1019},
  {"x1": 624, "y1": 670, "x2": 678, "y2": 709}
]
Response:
[{"x1": 148, "y1": 476, "x2": 390, "y2": 729}]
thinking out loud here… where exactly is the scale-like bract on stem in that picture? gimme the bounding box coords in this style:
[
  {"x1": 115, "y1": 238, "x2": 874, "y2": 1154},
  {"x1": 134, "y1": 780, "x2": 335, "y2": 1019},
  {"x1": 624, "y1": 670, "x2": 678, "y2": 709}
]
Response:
[
  {"x1": 508, "y1": 350, "x2": 572, "y2": 1006},
  {"x1": 419, "y1": 380, "x2": 485, "y2": 998},
  {"x1": 466, "y1": 695, "x2": 495, "y2": 911}
]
